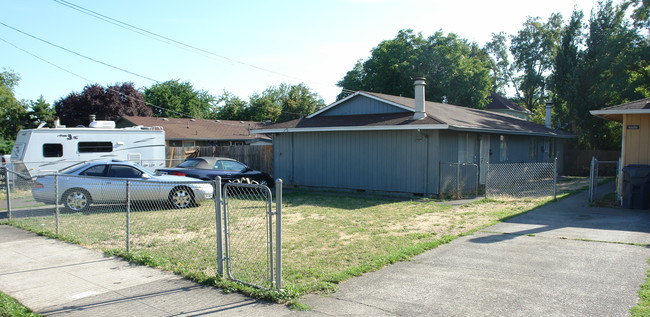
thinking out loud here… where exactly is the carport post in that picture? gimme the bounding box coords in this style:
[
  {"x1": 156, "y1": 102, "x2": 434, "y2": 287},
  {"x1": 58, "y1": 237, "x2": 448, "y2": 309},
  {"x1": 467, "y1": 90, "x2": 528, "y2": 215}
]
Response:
[
  {"x1": 55, "y1": 174, "x2": 59, "y2": 234},
  {"x1": 3, "y1": 167, "x2": 11, "y2": 221},
  {"x1": 215, "y1": 177, "x2": 224, "y2": 277},
  {"x1": 275, "y1": 179, "x2": 282, "y2": 290},
  {"x1": 126, "y1": 180, "x2": 131, "y2": 252}
]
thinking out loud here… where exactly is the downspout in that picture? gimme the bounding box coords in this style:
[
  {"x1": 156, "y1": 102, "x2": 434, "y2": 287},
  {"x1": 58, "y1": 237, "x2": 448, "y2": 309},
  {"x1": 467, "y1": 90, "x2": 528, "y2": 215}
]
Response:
[{"x1": 418, "y1": 129, "x2": 429, "y2": 195}]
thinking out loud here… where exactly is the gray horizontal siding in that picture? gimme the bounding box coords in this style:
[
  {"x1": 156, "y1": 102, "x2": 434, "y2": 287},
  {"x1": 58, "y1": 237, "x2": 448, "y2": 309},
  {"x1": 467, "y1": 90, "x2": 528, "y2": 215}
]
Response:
[
  {"x1": 320, "y1": 95, "x2": 409, "y2": 116},
  {"x1": 273, "y1": 130, "x2": 439, "y2": 194}
]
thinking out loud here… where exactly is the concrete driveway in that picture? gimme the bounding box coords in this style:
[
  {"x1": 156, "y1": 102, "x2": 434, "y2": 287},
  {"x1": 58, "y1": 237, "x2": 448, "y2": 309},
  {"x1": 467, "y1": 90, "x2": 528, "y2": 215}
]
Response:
[{"x1": 300, "y1": 190, "x2": 650, "y2": 316}]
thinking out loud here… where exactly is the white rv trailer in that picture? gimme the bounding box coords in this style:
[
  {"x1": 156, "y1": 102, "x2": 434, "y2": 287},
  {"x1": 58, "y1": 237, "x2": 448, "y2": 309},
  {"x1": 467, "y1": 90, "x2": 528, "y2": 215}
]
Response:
[{"x1": 11, "y1": 120, "x2": 166, "y2": 178}]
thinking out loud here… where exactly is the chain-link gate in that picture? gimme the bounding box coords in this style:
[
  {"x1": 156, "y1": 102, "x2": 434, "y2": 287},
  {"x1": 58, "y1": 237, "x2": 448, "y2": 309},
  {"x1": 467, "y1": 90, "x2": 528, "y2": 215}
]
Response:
[
  {"x1": 223, "y1": 182, "x2": 282, "y2": 290},
  {"x1": 486, "y1": 159, "x2": 557, "y2": 199},
  {"x1": 588, "y1": 157, "x2": 621, "y2": 203},
  {"x1": 439, "y1": 162, "x2": 479, "y2": 199}
]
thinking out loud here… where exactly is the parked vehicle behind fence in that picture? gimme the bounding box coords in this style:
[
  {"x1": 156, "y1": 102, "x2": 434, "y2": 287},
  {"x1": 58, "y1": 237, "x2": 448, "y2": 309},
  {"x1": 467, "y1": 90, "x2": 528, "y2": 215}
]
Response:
[
  {"x1": 32, "y1": 160, "x2": 213, "y2": 212},
  {"x1": 156, "y1": 157, "x2": 274, "y2": 187}
]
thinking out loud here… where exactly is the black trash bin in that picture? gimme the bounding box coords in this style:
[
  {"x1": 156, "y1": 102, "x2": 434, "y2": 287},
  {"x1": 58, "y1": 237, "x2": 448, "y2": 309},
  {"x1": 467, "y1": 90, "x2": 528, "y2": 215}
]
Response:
[{"x1": 622, "y1": 164, "x2": 650, "y2": 209}]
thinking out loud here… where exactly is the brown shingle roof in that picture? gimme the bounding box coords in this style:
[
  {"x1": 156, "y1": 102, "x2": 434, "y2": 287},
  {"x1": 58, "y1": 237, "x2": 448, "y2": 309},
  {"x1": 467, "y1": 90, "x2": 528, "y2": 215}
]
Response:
[
  {"x1": 590, "y1": 97, "x2": 650, "y2": 122},
  {"x1": 257, "y1": 91, "x2": 571, "y2": 137},
  {"x1": 119, "y1": 116, "x2": 270, "y2": 141},
  {"x1": 486, "y1": 92, "x2": 531, "y2": 113}
]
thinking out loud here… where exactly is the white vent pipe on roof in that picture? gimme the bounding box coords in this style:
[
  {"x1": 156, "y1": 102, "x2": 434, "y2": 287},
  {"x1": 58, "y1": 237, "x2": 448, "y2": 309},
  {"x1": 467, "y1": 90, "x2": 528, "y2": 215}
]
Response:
[{"x1": 413, "y1": 76, "x2": 427, "y2": 120}]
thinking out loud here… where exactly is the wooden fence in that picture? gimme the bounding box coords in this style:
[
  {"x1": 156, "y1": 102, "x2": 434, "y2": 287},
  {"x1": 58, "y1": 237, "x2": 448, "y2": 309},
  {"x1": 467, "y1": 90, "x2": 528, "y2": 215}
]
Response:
[
  {"x1": 563, "y1": 149, "x2": 620, "y2": 176},
  {"x1": 166, "y1": 145, "x2": 273, "y2": 175}
]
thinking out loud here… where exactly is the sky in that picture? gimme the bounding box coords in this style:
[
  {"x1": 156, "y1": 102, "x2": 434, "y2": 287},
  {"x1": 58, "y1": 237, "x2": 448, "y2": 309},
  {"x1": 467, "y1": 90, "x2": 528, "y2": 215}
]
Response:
[{"x1": 1, "y1": 0, "x2": 599, "y2": 108}]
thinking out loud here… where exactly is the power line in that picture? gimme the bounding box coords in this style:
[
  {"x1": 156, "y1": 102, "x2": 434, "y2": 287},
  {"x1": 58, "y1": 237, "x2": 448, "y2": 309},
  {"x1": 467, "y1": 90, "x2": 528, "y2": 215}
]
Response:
[
  {"x1": 52, "y1": 0, "x2": 305, "y2": 82},
  {"x1": 0, "y1": 21, "x2": 160, "y2": 83},
  {"x1": 2, "y1": 37, "x2": 271, "y2": 127},
  {"x1": 0, "y1": 35, "x2": 190, "y2": 117}
]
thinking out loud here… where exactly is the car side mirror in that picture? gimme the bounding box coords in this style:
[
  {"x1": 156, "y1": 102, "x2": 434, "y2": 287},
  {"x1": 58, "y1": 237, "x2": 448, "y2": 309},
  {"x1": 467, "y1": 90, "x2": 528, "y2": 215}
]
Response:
[{"x1": 141, "y1": 173, "x2": 151, "y2": 179}]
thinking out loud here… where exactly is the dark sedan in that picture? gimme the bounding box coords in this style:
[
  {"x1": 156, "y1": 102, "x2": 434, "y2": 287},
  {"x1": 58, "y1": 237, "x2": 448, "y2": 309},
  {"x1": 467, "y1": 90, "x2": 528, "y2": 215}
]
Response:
[{"x1": 156, "y1": 157, "x2": 274, "y2": 187}]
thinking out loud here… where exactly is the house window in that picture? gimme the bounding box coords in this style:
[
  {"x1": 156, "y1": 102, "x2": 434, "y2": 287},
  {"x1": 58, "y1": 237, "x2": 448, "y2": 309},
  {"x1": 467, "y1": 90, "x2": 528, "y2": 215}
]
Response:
[
  {"x1": 78, "y1": 142, "x2": 113, "y2": 153},
  {"x1": 529, "y1": 138, "x2": 537, "y2": 159},
  {"x1": 43, "y1": 143, "x2": 63, "y2": 157},
  {"x1": 182, "y1": 141, "x2": 195, "y2": 147},
  {"x1": 499, "y1": 135, "x2": 508, "y2": 162}
]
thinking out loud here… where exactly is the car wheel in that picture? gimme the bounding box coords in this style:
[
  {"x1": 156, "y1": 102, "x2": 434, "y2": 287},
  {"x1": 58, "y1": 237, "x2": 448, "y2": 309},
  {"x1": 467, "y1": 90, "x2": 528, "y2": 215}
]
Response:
[
  {"x1": 169, "y1": 186, "x2": 195, "y2": 208},
  {"x1": 63, "y1": 188, "x2": 92, "y2": 212}
]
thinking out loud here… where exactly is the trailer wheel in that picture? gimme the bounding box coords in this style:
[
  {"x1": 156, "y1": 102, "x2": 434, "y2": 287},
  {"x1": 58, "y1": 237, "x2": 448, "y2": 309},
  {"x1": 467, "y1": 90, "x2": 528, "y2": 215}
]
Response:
[
  {"x1": 63, "y1": 188, "x2": 92, "y2": 212},
  {"x1": 169, "y1": 186, "x2": 195, "y2": 208}
]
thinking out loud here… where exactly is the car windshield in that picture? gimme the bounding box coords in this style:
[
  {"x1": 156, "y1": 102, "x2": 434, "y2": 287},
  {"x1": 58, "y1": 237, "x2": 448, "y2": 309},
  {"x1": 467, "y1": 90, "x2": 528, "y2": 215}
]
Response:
[{"x1": 177, "y1": 159, "x2": 201, "y2": 168}]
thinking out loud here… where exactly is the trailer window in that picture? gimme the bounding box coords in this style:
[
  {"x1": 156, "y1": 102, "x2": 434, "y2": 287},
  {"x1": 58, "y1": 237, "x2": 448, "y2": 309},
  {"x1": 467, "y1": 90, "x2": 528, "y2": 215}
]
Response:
[
  {"x1": 78, "y1": 142, "x2": 113, "y2": 153},
  {"x1": 43, "y1": 144, "x2": 63, "y2": 157}
]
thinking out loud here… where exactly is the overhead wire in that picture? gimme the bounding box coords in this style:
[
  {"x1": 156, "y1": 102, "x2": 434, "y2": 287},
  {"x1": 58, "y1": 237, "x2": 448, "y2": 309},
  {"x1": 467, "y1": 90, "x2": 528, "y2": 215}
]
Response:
[
  {"x1": 0, "y1": 35, "x2": 190, "y2": 118},
  {"x1": 0, "y1": 21, "x2": 161, "y2": 84},
  {"x1": 52, "y1": 0, "x2": 305, "y2": 82}
]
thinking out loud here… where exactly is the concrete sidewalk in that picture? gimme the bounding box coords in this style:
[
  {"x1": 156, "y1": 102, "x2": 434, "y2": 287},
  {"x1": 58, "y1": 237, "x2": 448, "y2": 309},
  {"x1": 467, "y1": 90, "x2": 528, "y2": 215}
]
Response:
[
  {"x1": 0, "y1": 226, "x2": 292, "y2": 316},
  {"x1": 300, "y1": 189, "x2": 650, "y2": 316}
]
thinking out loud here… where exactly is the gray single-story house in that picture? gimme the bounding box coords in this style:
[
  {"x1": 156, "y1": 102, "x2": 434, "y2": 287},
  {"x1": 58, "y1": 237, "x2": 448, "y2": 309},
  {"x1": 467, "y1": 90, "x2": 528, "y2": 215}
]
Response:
[{"x1": 252, "y1": 78, "x2": 572, "y2": 196}]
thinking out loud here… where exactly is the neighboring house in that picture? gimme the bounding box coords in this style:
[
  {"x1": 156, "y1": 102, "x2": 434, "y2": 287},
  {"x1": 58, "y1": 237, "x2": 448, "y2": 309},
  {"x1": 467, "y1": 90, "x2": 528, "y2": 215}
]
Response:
[
  {"x1": 116, "y1": 116, "x2": 271, "y2": 147},
  {"x1": 252, "y1": 78, "x2": 572, "y2": 196},
  {"x1": 590, "y1": 98, "x2": 650, "y2": 167},
  {"x1": 485, "y1": 92, "x2": 532, "y2": 120}
]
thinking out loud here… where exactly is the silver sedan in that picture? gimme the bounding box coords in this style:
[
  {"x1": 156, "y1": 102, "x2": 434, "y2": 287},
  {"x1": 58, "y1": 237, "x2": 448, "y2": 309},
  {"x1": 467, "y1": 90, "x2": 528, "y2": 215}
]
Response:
[{"x1": 32, "y1": 160, "x2": 214, "y2": 212}]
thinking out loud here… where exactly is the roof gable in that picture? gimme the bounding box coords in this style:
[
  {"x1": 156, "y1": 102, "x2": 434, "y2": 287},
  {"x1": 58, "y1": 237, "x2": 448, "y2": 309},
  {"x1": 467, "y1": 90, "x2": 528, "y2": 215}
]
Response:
[{"x1": 308, "y1": 92, "x2": 413, "y2": 118}]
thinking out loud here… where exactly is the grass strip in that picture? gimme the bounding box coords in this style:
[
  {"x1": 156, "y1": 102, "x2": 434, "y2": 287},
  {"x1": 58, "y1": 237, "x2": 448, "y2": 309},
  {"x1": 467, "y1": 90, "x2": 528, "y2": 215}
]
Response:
[{"x1": 0, "y1": 291, "x2": 41, "y2": 317}]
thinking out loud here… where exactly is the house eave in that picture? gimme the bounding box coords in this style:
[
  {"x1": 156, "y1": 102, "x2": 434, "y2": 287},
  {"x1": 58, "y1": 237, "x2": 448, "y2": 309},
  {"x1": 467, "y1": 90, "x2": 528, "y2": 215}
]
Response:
[
  {"x1": 590, "y1": 109, "x2": 650, "y2": 122},
  {"x1": 251, "y1": 124, "x2": 449, "y2": 133},
  {"x1": 448, "y1": 125, "x2": 574, "y2": 138}
]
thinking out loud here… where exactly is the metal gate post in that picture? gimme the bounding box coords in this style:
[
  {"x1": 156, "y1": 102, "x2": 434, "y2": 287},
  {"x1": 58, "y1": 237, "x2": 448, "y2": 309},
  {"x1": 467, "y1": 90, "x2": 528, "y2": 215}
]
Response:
[
  {"x1": 55, "y1": 174, "x2": 59, "y2": 234},
  {"x1": 3, "y1": 167, "x2": 11, "y2": 221},
  {"x1": 126, "y1": 180, "x2": 131, "y2": 252},
  {"x1": 275, "y1": 179, "x2": 282, "y2": 289},
  {"x1": 485, "y1": 161, "x2": 489, "y2": 198},
  {"x1": 553, "y1": 157, "x2": 557, "y2": 200},
  {"x1": 456, "y1": 161, "x2": 461, "y2": 199},
  {"x1": 616, "y1": 157, "x2": 623, "y2": 206},
  {"x1": 215, "y1": 177, "x2": 223, "y2": 277},
  {"x1": 268, "y1": 186, "x2": 274, "y2": 285},
  {"x1": 588, "y1": 157, "x2": 595, "y2": 202}
]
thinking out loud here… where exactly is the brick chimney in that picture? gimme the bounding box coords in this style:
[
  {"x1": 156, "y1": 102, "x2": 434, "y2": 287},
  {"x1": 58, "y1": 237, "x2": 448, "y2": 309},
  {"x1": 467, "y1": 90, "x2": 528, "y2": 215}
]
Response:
[{"x1": 413, "y1": 76, "x2": 427, "y2": 120}]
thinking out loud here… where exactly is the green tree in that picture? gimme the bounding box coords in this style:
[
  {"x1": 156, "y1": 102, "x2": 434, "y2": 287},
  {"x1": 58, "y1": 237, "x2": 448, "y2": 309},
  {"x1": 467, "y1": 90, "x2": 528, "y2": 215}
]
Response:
[
  {"x1": 216, "y1": 91, "x2": 247, "y2": 121},
  {"x1": 509, "y1": 14, "x2": 564, "y2": 111},
  {"x1": 548, "y1": 0, "x2": 649, "y2": 149},
  {"x1": 28, "y1": 95, "x2": 56, "y2": 128},
  {"x1": 143, "y1": 80, "x2": 216, "y2": 119},
  {"x1": 55, "y1": 82, "x2": 152, "y2": 127},
  {"x1": 0, "y1": 69, "x2": 29, "y2": 142},
  {"x1": 337, "y1": 29, "x2": 494, "y2": 109}
]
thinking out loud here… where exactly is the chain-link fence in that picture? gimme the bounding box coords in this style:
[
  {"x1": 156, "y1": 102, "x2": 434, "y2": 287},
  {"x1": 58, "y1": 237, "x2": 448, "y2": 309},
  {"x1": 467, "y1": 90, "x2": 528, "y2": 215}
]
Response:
[
  {"x1": 439, "y1": 162, "x2": 479, "y2": 199},
  {"x1": 1, "y1": 165, "x2": 282, "y2": 290},
  {"x1": 486, "y1": 160, "x2": 557, "y2": 199},
  {"x1": 224, "y1": 183, "x2": 280, "y2": 289}
]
